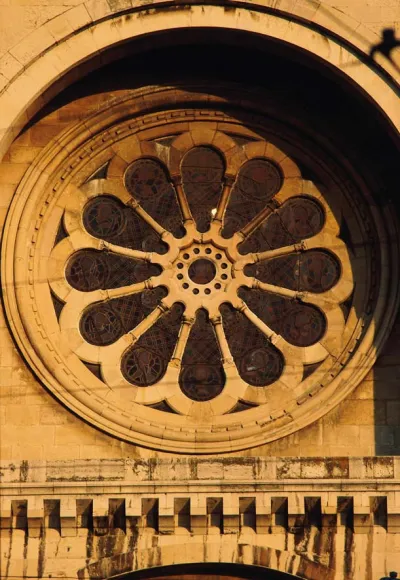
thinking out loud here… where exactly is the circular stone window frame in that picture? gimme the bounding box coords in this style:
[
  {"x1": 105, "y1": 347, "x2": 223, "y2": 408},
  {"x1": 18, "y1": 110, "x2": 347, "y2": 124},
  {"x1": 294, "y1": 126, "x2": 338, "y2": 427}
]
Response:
[{"x1": 2, "y1": 87, "x2": 399, "y2": 453}]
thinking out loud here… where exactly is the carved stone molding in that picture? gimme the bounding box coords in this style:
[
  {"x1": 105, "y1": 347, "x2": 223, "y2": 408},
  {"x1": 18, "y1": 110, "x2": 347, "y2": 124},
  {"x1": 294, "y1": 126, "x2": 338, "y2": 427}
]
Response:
[{"x1": 2, "y1": 87, "x2": 398, "y2": 452}]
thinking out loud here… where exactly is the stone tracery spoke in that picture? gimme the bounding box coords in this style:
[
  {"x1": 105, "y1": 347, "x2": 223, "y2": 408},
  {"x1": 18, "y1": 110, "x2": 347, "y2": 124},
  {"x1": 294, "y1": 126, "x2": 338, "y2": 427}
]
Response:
[
  {"x1": 236, "y1": 201, "x2": 279, "y2": 241},
  {"x1": 100, "y1": 241, "x2": 153, "y2": 262},
  {"x1": 126, "y1": 198, "x2": 170, "y2": 238},
  {"x1": 128, "y1": 300, "x2": 173, "y2": 342},
  {"x1": 237, "y1": 299, "x2": 277, "y2": 342},
  {"x1": 211, "y1": 315, "x2": 235, "y2": 367},
  {"x1": 248, "y1": 278, "x2": 336, "y2": 308},
  {"x1": 212, "y1": 176, "x2": 235, "y2": 224},
  {"x1": 170, "y1": 316, "x2": 194, "y2": 366},
  {"x1": 171, "y1": 177, "x2": 195, "y2": 224},
  {"x1": 67, "y1": 280, "x2": 157, "y2": 312},
  {"x1": 247, "y1": 242, "x2": 307, "y2": 265}
]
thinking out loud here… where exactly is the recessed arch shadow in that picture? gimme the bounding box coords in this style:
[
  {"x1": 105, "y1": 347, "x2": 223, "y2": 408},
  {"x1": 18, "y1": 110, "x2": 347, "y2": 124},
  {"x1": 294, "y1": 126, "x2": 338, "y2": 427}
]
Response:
[{"x1": 112, "y1": 562, "x2": 302, "y2": 579}]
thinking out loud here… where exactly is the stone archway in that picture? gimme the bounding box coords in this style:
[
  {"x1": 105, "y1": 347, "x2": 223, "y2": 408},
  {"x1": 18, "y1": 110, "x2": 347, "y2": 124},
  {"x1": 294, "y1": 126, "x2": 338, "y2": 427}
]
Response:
[
  {"x1": 78, "y1": 543, "x2": 335, "y2": 580},
  {"x1": 0, "y1": 2, "x2": 399, "y2": 161}
]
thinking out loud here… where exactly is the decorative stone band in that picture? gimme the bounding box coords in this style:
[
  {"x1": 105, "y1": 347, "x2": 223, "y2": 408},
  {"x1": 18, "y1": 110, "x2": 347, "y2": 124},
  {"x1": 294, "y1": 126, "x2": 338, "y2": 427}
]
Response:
[
  {"x1": 1, "y1": 457, "x2": 400, "y2": 537},
  {"x1": 0, "y1": 491, "x2": 398, "y2": 538}
]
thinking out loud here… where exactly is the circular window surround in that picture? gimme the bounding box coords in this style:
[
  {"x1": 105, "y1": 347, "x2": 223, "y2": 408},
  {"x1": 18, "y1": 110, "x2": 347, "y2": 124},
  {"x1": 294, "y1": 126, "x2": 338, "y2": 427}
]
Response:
[
  {"x1": 0, "y1": 3, "x2": 399, "y2": 162},
  {"x1": 2, "y1": 87, "x2": 399, "y2": 453}
]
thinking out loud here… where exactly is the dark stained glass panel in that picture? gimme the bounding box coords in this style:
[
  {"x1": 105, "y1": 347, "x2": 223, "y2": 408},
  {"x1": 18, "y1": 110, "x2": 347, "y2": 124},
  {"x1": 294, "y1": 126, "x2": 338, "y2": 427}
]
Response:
[
  {"x1": 66, "y1": 250, "x2": 161, "y2": 292},
  {"x1": 125, "y1": 158, "x2": 185, "y2": 238},
  {"x1": 220, "y1": 303, "x2": 283, "y2": 386},
  {"x1": 245, "y1": 250, "x2": 340, "y2": 294},
  {"x1": 83, "y1": 195, "x2": 167, "y2": 254},
  {"x1": 121, "y1": 303, "x2": 183, "y2": 386},
  {"x1": 179, "y1": 309, "x2": 225, "y2": 401},
  {"x1": 80, "y1": 287, "x2": 167, "y2": 346},
  {"x1": 181, "y1": 147, "x2": 225, "y2": 233},
  {"x1": 239, "y1": 288, "x2": 326, "y2": 347},
  {"x1": 239, "y1": 196, "x2": 324, "y2": 254},
  {"x1": 222, "y1": 158, "x2": 282, "y2": 238}
]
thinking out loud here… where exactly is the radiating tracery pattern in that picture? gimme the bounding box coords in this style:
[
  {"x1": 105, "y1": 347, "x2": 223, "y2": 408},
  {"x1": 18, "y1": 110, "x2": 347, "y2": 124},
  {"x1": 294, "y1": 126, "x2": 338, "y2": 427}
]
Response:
[{"x1": 54, "y1": 138, "x2": 347, "y2": 413}]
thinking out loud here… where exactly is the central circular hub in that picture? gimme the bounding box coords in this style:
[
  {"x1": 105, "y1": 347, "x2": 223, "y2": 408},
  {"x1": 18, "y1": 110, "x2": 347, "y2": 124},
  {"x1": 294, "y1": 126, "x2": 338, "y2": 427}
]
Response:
[{"x1": 188, "y1": 259, "x2": 216, "y2": 285}]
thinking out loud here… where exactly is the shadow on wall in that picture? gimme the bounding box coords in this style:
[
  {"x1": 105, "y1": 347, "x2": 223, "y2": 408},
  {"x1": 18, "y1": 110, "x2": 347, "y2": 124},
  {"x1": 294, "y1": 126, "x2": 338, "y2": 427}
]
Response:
[
  {"x1": 375, "y1": 308, "x2": 400, "y2": 456},
  {"x1": 369, "y1": 28, "x2": 400, "y2": 73}
]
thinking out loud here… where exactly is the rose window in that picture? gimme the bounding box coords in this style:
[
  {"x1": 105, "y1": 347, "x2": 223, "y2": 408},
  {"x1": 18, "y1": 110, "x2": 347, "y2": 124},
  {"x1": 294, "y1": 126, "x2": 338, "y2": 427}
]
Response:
[
  {"x1": 5, "y1": 90, "x2": 392, "y2": 452},
  {"x1": 48, "y1": 129, "x2": 352, "y2": 417}
]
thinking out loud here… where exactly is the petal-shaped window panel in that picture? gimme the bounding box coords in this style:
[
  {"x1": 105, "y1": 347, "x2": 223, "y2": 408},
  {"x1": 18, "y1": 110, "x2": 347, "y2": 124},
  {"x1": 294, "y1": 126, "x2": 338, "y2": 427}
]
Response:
[
  {"x1": 240, "y1": 288, "x2": 326, "y2": 347},
  {"x1": 246, "y1": 250, "x2": 341, "y2": 293},
  {"x1": 83, "y1": 195, "x2": 168, "y2": 253},
  {"x1": 179, "y1": 309, "x2": 225, "y2": 401},
  {"x1": 121, "y1": 303, "x2": 184, "y2": 386},
  {"x1": 222, "y1": 158, "x2": 282, "y2": 238},
  {"x1": 220, "y1": 303, "x2": 283, "y2": 386},
  {"x1": 181, "y1": 146, "x2": 225, "y2": 232},
  {"x1": 66, "y1": 250, "x2": 161, "y2": 292},
  {"x1": 239, "y1": 196, "x2": 325, "y2": 254},
  {"x1": 80, "y1": 288, "x2": 167, "y2": 346},
  {"x1": 125, "y1": 158, "x2": 185, "y2": 238}
]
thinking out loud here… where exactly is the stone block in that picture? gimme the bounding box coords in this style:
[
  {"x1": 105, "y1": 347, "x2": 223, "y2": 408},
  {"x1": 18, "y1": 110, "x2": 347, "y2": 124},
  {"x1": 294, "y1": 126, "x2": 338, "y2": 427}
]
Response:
[
  {"x1": 0, "y1": 498, "x2": 11, "y2": 530},
  {"x1": 338, "y1": 400, "x2": 379, "y2": 425},
  {"x1": 387, "y1": 513, "x2": 400, "y2": 534},
  {"x1": 364, "y1": 457, "x2": 394, "y2": 478},
  {"x1": 27, "y1": 498, "x2": 43, "y2": 538},
  {"x1": 223, "y1": 459, "x2": 254, "y2": 480},
  {"x1": 197, "y1": 461, "x2": 223, "y2": 480},
  {"x1": 223, "y1": 514, "x2": 240, "y2": 533},
  {"x1": 191, "y1": 514, "x2": 207, "y2": 535},
  {"x1": 159, "y1": 515, "x2": 174, "y2": 534}
]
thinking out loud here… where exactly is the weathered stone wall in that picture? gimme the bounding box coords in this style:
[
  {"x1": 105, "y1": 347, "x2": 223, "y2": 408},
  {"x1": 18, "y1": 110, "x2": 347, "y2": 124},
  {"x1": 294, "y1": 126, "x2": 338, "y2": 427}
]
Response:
[
  {"x1": 0, "y1": 89, "x2": 399, "y2": 462},
  {"x1": 0, "y1": 2, "x2": 399, "y2": 579},
  {"x1": 1, "y1": 457, "x2": 400, "y2": 579}
]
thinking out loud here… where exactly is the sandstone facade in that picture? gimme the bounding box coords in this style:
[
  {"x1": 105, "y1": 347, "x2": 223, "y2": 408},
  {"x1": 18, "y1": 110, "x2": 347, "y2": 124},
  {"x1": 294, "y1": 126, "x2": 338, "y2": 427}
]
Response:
[{"x1": 0, "y1": 1, "x2": 399, "y2": 579}]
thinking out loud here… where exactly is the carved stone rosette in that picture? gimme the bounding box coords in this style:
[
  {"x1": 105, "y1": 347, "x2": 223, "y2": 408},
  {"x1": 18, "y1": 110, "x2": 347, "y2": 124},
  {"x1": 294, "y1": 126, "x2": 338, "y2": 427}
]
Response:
[{"x1": 2, "y1": 87, "x2": 398, "y2": 452}]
